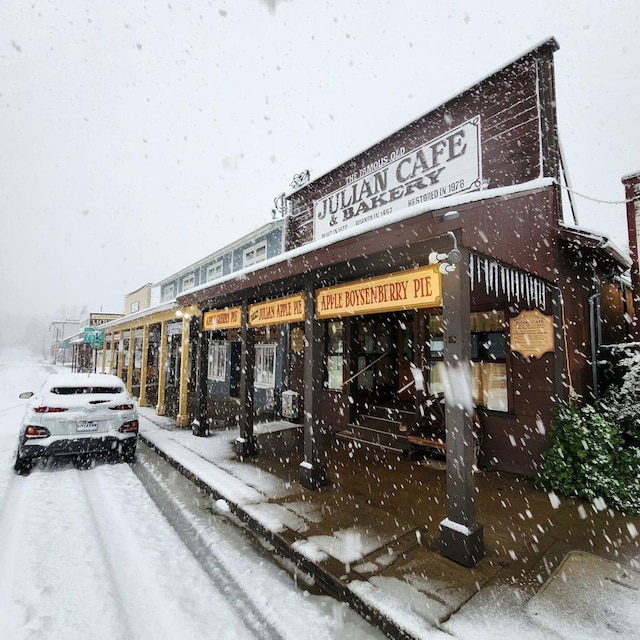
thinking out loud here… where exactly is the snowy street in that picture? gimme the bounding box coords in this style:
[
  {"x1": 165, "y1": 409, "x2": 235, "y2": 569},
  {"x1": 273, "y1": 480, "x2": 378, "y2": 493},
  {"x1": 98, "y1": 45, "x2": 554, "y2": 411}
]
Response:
[{"x1": 0, "y1": 348, "x2": 382, "y2": 640}]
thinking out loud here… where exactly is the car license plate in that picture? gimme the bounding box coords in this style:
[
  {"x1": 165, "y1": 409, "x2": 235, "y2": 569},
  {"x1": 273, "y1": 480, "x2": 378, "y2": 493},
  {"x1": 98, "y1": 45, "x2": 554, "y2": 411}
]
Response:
[{"x1": 77, "y1": 421, "x2": 99, "y2": 432}]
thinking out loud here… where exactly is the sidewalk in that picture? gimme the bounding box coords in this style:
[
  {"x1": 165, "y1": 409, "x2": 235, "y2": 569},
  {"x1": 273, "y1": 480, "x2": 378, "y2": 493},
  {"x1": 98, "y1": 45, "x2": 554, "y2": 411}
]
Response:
[{"x1": 137, "y1": 408, "x2": 640, "y2": 640}]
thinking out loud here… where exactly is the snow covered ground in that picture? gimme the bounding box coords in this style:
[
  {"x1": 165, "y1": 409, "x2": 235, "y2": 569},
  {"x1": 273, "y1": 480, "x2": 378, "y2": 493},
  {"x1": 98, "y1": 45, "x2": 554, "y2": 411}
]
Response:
[
  {"x1": 0, "y1": 347, "x2": 384, "y2": 640},
  {"x1": 2, "y1": 346, "x2": 639, "y2": 640},
  {"x1": 135, "y1": 385, "x2": 640, "y2": 640}
]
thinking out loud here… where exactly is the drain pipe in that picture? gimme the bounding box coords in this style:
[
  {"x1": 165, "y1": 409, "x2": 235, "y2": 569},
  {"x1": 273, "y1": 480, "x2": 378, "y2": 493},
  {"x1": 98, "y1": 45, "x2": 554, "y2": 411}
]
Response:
[{"x1": 589, "y1": 290, "x2": 602, "y2": 401}]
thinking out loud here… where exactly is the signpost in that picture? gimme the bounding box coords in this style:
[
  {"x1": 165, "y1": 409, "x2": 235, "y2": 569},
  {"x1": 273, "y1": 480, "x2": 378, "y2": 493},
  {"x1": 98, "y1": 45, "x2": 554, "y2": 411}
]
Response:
[{"x1": 82, "y1": 327, "x2": 104, "y2": 373}]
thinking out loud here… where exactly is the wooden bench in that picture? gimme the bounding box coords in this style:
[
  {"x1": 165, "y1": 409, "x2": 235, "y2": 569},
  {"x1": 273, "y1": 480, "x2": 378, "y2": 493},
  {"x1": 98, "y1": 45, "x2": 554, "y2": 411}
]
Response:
[
  {"x1": 407, "y1": 393, "x2": 447, "y2": 459},
  {"x1": 407, "y1": 431, "x2": 446, "y2": 459}
]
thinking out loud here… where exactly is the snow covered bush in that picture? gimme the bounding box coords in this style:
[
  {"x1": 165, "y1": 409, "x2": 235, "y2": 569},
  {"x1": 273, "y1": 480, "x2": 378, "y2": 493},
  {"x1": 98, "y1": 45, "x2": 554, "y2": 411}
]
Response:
[
  {"x1": 604, "y1": 350, "x2": 640, "y2": 447},
  {"x1": 540, "y1": 355, "x2": 640, "y2": 516}
]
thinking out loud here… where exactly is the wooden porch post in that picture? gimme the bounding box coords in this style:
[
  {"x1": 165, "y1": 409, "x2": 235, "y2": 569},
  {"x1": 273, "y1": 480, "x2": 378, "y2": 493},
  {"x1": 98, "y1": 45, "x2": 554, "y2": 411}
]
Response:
[
  {"x1": 109, "y1": 333, "x2": 117, "y2": 375},
  {"x1": 101, "y1": 336, "x2": 107, "y2": 373},
  {"x1": 236, "y1": 301, "x2": 257, "y2": 456},
  {"x1": 116, "y1": 334, "x2": 124, "y2": 380},
  {"x1": 126, "y1": 328, "x2": 135, "y2": 396},
  {"x1": 193, "y1": 320, "x2": 210, "y2": 435},
  {"x1": 156, "y1": 320, "x2": 168, "y2": 416},
  {"x1": 139, "y1": 324, "x2": 150, "y2": 407},
  {"x1": 440, "y1": 247, "x2": 484, "y2": 567},
  {"x1": 414, "y1": 309, "x2": 427, "y2": 430},
  {"x1": 176, "y1": 313, "x2": 191, "y2": 427},
  {"x1": 299, "y1": 278, "x2": 328, "y2": 489}
]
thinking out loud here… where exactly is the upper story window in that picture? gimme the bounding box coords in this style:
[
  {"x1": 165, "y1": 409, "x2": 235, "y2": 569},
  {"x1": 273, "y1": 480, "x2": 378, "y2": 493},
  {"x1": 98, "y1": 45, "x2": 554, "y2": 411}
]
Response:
[
  {"x1": 130, "y1": 300, "x2": 140, "y2": 313},
  {"x1": 206, "y1": 261, "x2": 223, "y2": 281},
  {"x1": 243, "y1": 242, "x2": 267, "y2": 269},
  {"x1": 162, "y1": 283, "x2": 175, "y2": 302},
  {"x1": 182, "y1": 272, "x2": 195, "y2": 292}
]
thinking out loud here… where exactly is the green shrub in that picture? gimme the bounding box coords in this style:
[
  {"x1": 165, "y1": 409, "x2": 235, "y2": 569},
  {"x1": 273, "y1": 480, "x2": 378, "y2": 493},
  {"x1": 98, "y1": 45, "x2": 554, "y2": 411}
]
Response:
[{"x1": 540, "y1": 398, "x2": 640, "y2": 515}]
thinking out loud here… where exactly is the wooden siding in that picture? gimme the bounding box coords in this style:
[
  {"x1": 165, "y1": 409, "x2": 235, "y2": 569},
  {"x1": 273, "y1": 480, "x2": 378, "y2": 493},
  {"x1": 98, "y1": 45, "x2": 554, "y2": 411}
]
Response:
[{"x1": 288, "y1": 43, "x2": 557, "y2": 248}]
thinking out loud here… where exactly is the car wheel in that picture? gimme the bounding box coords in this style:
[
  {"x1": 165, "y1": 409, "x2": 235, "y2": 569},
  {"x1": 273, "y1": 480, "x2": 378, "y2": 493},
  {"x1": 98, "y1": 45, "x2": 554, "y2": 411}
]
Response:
[
  {"x1": 121, "y1": 442, "x2": 136, "y2": 463},
  {"x1": 14, "y1": 454, "x2": 32, "y2": 476},
  {"x1": 76, "y1": 455, "x2": 94, "y2": 470}
]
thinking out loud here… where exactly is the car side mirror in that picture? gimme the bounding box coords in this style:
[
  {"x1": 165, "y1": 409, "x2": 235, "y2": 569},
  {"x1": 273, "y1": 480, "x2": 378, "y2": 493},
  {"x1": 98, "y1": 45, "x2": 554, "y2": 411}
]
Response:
[{"x1": 19, "y1": 391, "x2": 34, "y2": 399}]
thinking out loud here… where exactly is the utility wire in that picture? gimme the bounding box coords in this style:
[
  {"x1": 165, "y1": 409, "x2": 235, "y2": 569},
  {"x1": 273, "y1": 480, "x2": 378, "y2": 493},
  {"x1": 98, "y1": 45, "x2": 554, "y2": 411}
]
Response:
[{"x1": 557, "y1": 182, "x2": 640, "y2": 206}]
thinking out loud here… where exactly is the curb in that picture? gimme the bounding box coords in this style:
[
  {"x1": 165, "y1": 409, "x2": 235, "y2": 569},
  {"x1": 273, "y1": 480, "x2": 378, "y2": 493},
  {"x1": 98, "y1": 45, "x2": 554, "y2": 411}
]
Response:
[{"x1": 138, "y1": 432, "x2": 418, "y2": 640}]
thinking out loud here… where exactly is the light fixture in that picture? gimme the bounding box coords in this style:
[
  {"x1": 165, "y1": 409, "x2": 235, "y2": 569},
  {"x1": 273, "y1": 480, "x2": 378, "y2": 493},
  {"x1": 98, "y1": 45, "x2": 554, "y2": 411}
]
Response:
[
  {"x1": 429, "y1": 231, "x2": 462, "y2": 274},
  {"x1": 441, "y1": 210, "x2": 460, "y2": 222}
]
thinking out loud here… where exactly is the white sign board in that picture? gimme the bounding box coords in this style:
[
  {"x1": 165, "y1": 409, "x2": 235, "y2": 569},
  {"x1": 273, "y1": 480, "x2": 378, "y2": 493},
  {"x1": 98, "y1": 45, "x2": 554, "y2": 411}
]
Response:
[{"x1": 313, "y1": 117, "x2": 482, "y2": 241}]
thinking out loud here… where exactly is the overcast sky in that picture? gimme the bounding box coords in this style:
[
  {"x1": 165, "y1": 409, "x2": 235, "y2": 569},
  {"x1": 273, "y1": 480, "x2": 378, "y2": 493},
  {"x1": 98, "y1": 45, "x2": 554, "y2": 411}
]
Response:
[{"x1": 1, "y1": 0, "x2": 639, "y2": 328}]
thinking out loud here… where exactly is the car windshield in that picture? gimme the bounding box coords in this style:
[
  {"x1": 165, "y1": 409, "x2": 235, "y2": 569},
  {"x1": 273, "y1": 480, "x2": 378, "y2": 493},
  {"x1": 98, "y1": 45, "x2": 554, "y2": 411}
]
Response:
[{"x1": 49, "y1": 386, "x2": 124, "y2": 395}]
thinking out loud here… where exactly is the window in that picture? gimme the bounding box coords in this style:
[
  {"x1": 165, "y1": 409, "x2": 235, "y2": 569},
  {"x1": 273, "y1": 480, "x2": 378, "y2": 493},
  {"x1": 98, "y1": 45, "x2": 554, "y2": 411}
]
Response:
[
  {"x1": 182, "y1": 272, "x2": 195, "y2": 292},
  {"x1": 162, "y1": 283, "x2": 175, "y2": 302},
  {"x1": 206, "y1": 261, "x2": 223, "y2": 281},
  {"x1": 243, "y1": 242, "x2": 267, "y2": 268},
  {"x1": 50, "y1": 385, "x2": 124, "y2": 395},
  {"x1": 427, "y1": 311, "x2": 508, "y2": 412},
  {"x1": 254, "y1": 343, "x2": 276, "y2": 387},
  {"x1": 324, "y1": 320, "x2": 344, "y2": 390},
  {"x1": 130, "y1": 300, "x2": 140, "y2": 313},
  {"x1": 471, "y1": 311, "x2": 508, "y2": 412},
  {"x1": 208, "y1": 341, "x2": 227, "y2": 381},
  {"x1": 134, "y1": 340, "x2": 143, "y2": 369}
]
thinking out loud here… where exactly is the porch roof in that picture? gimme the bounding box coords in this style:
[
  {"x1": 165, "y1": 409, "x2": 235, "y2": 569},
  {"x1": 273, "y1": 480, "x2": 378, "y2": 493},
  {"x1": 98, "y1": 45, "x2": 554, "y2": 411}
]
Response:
[{"x1": 179, "y1": 178, "x2": 558, "y2": 309}]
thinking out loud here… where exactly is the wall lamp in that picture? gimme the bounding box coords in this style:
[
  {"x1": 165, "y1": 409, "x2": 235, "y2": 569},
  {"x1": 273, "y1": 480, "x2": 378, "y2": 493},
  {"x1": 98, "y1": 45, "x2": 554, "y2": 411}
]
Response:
[{"x1": 429, "y1": 230, "x2": 462, "y2": 274}]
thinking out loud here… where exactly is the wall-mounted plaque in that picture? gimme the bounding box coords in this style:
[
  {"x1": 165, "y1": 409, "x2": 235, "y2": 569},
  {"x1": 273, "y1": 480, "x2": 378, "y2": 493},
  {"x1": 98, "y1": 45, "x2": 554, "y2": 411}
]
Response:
[{"x1": 510, "y1": 309, "x2": 554, "y2": 359}]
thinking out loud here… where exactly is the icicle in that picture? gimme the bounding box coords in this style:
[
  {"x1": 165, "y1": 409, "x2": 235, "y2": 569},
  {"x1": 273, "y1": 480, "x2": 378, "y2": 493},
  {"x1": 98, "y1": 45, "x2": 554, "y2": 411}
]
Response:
[
  {"x1": 470, "y1": 254, "x2": 475, "y2": 291},
  {"x1": 484, "y1": 259, "x2": 490, "y2": 294}
]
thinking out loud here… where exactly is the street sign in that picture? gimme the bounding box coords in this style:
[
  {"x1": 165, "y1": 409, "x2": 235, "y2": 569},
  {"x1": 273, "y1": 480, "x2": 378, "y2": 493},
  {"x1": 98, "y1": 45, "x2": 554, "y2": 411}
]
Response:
[{"x1": 83, "y1": 326, "x2": 104, "y2": 349}]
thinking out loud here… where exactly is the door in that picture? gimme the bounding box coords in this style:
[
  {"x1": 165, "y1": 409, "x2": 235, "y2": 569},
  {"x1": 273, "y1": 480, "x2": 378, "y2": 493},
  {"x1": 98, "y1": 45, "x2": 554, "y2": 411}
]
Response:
[{"x1": 351, "y1": 313, "x2": 415, "y2": 406}]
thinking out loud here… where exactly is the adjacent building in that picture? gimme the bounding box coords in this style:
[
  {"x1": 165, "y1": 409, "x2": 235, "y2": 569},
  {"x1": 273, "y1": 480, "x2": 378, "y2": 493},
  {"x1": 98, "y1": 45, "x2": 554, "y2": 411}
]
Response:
[{"x1": 99, "y1": 219, "x2": 286, "y2": 426}]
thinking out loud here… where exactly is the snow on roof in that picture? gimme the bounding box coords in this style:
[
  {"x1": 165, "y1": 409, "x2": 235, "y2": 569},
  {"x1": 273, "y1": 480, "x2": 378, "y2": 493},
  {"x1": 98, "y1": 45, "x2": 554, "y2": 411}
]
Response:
[
  {"x1": 181, "y1": 177, "x2": 556, "y2": 302},
  {"x1": 44, "y1": 372, "x2": 124, "y2": 386},
  {"x1": 558, "y1": 221, "x2": 631, "y2": 268},
  {"x1": 154, "y1": 218, "x2": 284, "y2": 288},
  {"x1": 97, "y1": 300, "x2": 179, "y2": 330},
  {"x1": 621, "y1": 170, "x2": 640, "y2": 182}
]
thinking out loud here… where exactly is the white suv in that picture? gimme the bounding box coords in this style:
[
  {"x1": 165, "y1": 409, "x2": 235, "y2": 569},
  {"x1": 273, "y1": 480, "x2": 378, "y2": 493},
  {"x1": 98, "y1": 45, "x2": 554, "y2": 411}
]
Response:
[{"x1": 14, "y1": 373, "x2": 139, "y2": 474}]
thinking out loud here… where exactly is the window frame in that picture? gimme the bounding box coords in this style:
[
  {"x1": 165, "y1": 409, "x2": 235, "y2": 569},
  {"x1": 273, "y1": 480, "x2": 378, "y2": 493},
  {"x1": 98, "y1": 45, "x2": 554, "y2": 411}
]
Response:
[
  {"x1": 324, "y1": 320, "x2": 344, "y2": 390},
  {"x1": 254, "y1": 342, "x2": 277, "y2": 388},
  {"x1": 182, "y1": 272, "x2": 195, "y2": 292},
  {"x1": 427, "y1": 310, "x2": 509, "y2": 412},
  {"x1": 243, "y1": 242, "x2": 267, "y2": 269},
  {"x1": 207, "y1": 340, "x2": 227, "y2": 382},
  {"x1": 206, "y1": 261, "x2": 223, "y2": 281},
  {"x1": 162, "y1": 283, "x2": 175, "y2": 302}
]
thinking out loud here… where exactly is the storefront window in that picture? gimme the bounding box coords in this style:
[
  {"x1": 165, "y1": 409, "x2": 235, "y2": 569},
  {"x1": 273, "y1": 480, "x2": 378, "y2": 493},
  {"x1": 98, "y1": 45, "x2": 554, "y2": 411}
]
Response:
[
  {"x1": 325, "y1": 320, "x2": 344, "y2": 390},
  {"x1": 134, "y1": 339, "x2": 143, "y2": 369},
  {"x1": 427, "y1": 311, "x2": 508, "y2": 412},
  {"x1": 255, "y1": 343, "x2": 277, "y2": 388},
  {"x1": 207, "y1": 341, "x2": 227, "y2": 381}
]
